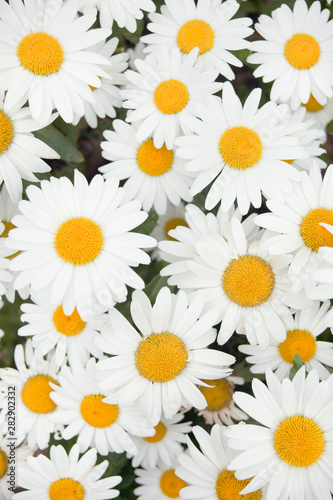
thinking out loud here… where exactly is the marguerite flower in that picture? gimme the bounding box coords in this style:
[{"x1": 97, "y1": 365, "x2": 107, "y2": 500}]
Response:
[
  {"x1": 239, "y1": 300, "x2": 333, "y2": 380},
  {"x1": 6, "y1": 170, "x2": 155, "y2": 318},
  {"x1": 18, "y1": 296, "x2": 108, "y2": 366},
  {"x1": 50, "y1": 357, "x2": 152, "y2": 456},
  {"x1": 176, "y1": 82, "x2": 305, "y2": 213},
  {"x1": 100, "y1": 120, "x2": 193, "y2": 215},
  {"x1": 129, "y1": 412, "x2": 192, "y2": 469},
  {"x1": 225, "y1": 368, "x2": 333, "y2": 500},
  {"x1": 134, "y1": 461, "x2": 187, "y2": 500},
  {"x1": 14, "y1": 444, "x2": 121, "y2": 499},
  {"x1": 150, "y1": 202, "x2": 187, "y2": 260},
  {"x1": 95, "y1": 287, "x2": 235, "y2": 425},
  {"x1": 247, "y1": 0, "x2": 333, "y2": 109},
  {"x1": 122, "y1": 47, "x2": 223, "y2": 149},
  {"x1": 0, "y1": 0, "x2": 111, "y2": 124},
  {"x1": 0, "y1": 340, "x2": 62, "y2": 450},
  {"x1": 176, "y1": 424, "x2": 265, "y2": 500},
  {"x1": 302, "y1": 94, "x2": 333, "y2": 133},
  {"x1": 141, "y1": 0, "x2": 253, "y2": 79}
]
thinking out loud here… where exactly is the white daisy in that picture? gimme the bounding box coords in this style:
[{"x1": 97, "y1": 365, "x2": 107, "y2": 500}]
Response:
[
  {"x1": 255, "y1": 163, "x2": 333, "y2": 293},
  {"x1": 6, "y1": 170, "x2": 155, "y2": 318},
  {"x1": 150, "y1": 202, "x2": 187, "y2": 260},
  {"x1": 0, "y1": 92, "x2": 58, "y2": 203},
  {"x1": 127, "y1": 41, "x2": 147, "y2": 70},
  {"x1": 141, "y1": 0, "x2": 253, "y2": 79},
  {"x1": 100, "y1": 119, "x2": 193, "y2": 215},
  {"x1": 18, "y1": 295, "x2": 108, "y2": 366},
  {"x1": 239, "y1": 300, "x2": 333, "y2": 381},
  {"x1": 122, "y1": 46, "x2": 223, "y2": 150},
  {"x1": 0, "y1": 0, "x2": 111, "y2": 124},
  {"x1": 176, "y1": 424, "x2": 265, "y2": 500},
  {"x1": 13, "y1": 443, "x2": 121, "y2": 499},
  {"x1": 302, "y1": 95, "x2": 333, "y2": 133},
  {"x1": 95, "y1": 287, "x2": 235, "y2": 425},
  {"x1": 72, "y1": 38, "x2": 129, "y2": 129},
  {"x1": 50, "y1": 357, "x2": 152, "y2": 456},
  {"x1": 134, "y1": 461, "x2": 187, "y2": 500},
  {"x1": 0, "y1": 340, "x2": 62, "y2": 450},
  {"x1": 129, "y1": 412, "x2": 192, "y2": 469},
  {"x1": 225, "y1": 368, "x2": 333, "y2": 500},
  {"x1": 176, "y1": 82, "x2": 305, "y2": 213},
  {"x1": 247, "y1": 0, "x2": 333, "y2": 109}
]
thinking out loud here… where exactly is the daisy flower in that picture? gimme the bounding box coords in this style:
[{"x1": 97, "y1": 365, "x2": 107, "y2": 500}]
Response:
[
  {"x1": 18, "y1": 295, "x2": 108, "y2": 366},
  {"x1": 50, "y1": 357, "x2": 152, "y2": 456},
  {"x1": 302, "y1": 95, "x2": 333, "y2": 133},
  {"x1": 100, "y1": 120, "x2": 193, "y2": 215},
  {"x1": 0, "y1": 432, "x2": 34, "y2": 499},
  {"x1": 0, "y1": 340, "x2": 62, "y2": 450},
  {"x1": 72, "y1": 38, "x2": 129, "y2": 129},
  {"x1": 0, "y1": 0, "x2": 111, "y2": 124},
  {"x1": 6, "y1": 170, "x2": 155, "y2": 318},
  {"x1": 122, "y1": 47, "x2": 223, "y2": 150},
  {"x1": 247, "y1": 0, "x2": 333, "y2": 109},
  {"x1": 239, "y1": 300, "x2": 333, "y2": 381},
  {"x1": 150, "y1": 202, "x2": 187, "y2": 260},
  {"x1": 176, "y1": 82, "x2": 305, "y2": 213},
  {"x1": 255, "y1": 164, "x2": 333, "y2": 293},
  {"x1": 141, "y1": 0, "x2": 253, "y2": 79},
  {"x1": 225, "y1": 368, "x2": 333, "y2": 500},
  {"x1": 129, "y1": 412, "x2": 192, "y2": 469},
  {"x1": 0, "y1": 92, "x2": 58, "y2": 203},
  {"x1": 134, "y1": 461, "x2": 187, "y2": 500},
  {"x1": 95, "y1": 287, "x2": 235, "y2": 425},
  {"x1": 14, "y1": 444, "x2": 121, "y2": 499},
  {"x1": 176, "y1": 424, "x2": 265, "y2": 500},
  {"x1": 127, "y1": 41, "x2": 147, "y2": 70}
]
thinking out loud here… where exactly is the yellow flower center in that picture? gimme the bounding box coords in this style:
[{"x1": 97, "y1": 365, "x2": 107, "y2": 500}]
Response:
[
  {"x1": 300, "y1": 207, "x2": 333, "y2": 252},
  {"x1": 177, "y1": 20, "x2": 214, "y2": 55},
  {"x1": 52, "y1": 305, "x2": 86, "y2": 337},
  {"x1": 284, "y1": 33, "x2": 320, "y2": 70},
  {"x1": 160, "y1": 469, "x2": 187, "y2": 498},
  {"x1": 164, "y1": 218, "x2": 188, "y2": 241},
  {"x1": 135, "y1": 333, "x2": 188, "y2": 383},
  {"x1": 0, "y1": 111, "x2": 14, "y2": 155},
  {"x1": 0, "y1": 449, "x2": 8, "y2": 479},
  {"x1": 199, "y1": 378, "x2": 233, "y2": 411},
  {"x1": 278, "y1": 329, "x2": 316, "y2": 364},
  {"x1": 219, "y1": 126, "x2": 263, "y2": 170},
  {"x1": 137, "y1": 140, "x2": 174, "y2": 176},
  {"x1": 80, "y1": 395, "x2": 119, "y2": 428},
  {"x1": 54, "y1": 217, "x2": 103, "y2": 265},
  {"x1": 143, "y1": 421, "x2": 167, "y2": 443},
  {"x1": 222, "y1": 255, "x2": 274, "y2": 307},
  {"x1": 49, "y1": 478, "x2": 85, "y2": 500},
  {"x1": 215, "y1": 470, "x2": 262, "y2": 500},
  {"x1": 17, "y1": 32, "x2": 64, "y2": 75},
  {"x1": 274, "y1": 415, "x2": 325, "y2": 467},
  {"x1": 302, "y1": 94, "x2": 324, "y2": 112},
  {"x1": 21, "y1": 375, "x2": 58, "y2": 414},
  {"x1": 154, "y1": 80, "x2": 189, "y2": 114}
]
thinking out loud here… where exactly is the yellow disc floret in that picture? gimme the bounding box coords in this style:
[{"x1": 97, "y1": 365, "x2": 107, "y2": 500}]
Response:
[
  {"x1": 284, "y1": 34, "x2": 320, "y2": 70},
  {"x1": 143, "y1": 421, "x2": 167, "y2": 443},
  {"x1": 137, "y1": 140, "x2": 174, "y2": 176},
  {"x1": 17, "y1": 32, "x2": 64, "y2": 75},
  {"x1": 135, "y1": 333, "x2": 188, "y2": 383},
  {"x1": 0, "y1": 449, "x2": 8, "y2": 479},
  {"x1": 54, "y1": 217, "x2": 103, "y2": 265},
  {"x1": 302, "y1": 94, "x2": 324, "y2": 112},
  {"x1": 300, "y1": 207, "x2": 333, "y2": 252},
  {"x1": 274, "y1": 415, "x2": 325, "y2": 467},
  {"x1": 0, "y1": 111, "x2": 14, "y2": 155},
  {"x1": 160, "y1": 469, "x2": 187, "y2": 498},
  {"x1": 52, "y1": 305, "x2": 86, "y2": 337},
  {"x1": 177, "y1": 20, "x2": 214, "y2": 55},
  {"x1": 219, "y1": 126, "x2": 263, "y2": 170},
  {"x1": 154, "y1": 80, "x2": 189, "y2": 114},
  {"x1": 164, "y1": 218, "x2": 188, "y2": 241},
  {"x1": 199, "y1": 379, "x2": 233, "y2": 411},
  {"x1": 278, "y1": 329, "x2": 316, "y2": 364},
  {"x1": 49, "y1": 478, "x2": 85, "y2": 500},
  {"x1": 215, "y1": 470, "x2": 262, "y2": 500},
  {"x1": 222, "y1": 255, "x2": 274, "y2": 307},
  {"x1": 21, "y1": 375, "x2": 58, "y2": 414},
  {"x1": 80, "y1": 395, "x2": 119, "y2": 428}
]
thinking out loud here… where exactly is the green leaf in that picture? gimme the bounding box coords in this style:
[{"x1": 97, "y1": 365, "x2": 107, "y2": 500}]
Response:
[
  {"x1": 132, "y1": 209, "x2": 158, "y2": 235},
  {"x1": 144, "y1": 274, "x2": 170, "y2": 303},
  {"x1": 326, "y1": 119, "x2": 333, "y2": 135},
  {"x1": 289, "y1": 353, "x2": 305, "y2": 380},
  {"x1": 34, "y1": 125, "x2": 84, "y2": 164}
]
